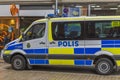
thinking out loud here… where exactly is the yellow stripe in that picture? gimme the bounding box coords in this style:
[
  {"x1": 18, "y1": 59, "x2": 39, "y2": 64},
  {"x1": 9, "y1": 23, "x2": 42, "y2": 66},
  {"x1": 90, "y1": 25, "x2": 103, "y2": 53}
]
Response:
[
  {"x1": 4, "y1": 50, "x2": 12, "y2": 54},
  {"x1": 49, "y1": 48, "x2": 74, "y2": 54},
  {"x1": 49, "y1": 59, "x2": 74, "y2": 65},
  {"x1": 19, "y1": 35, "x2": 22, "y2": 39},
  {"x1": 102, "y1": 48, "x2": 120, "y2": 55},
  {"x1": 116, "y1": 60, "x2": 120, "y2": 66},
  {"x1": 35, "y1": 19, "x2": 47, "y2": 23},
  {"x1": 51, "y1": 17, "x2": 84, "y2": 22},
  {"x1": 48, "y1": 21, "x2": 53, "y2": 42},
  {"x1": 50, "y1": 16, "x2": 120, "y2": 22},
  {"x1": 49, "y1": 48, "x2": 74, "y2": 65}
]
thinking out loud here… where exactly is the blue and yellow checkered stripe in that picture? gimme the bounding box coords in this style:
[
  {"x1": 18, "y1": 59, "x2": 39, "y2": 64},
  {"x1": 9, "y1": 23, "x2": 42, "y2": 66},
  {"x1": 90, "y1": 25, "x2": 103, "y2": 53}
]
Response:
[
  {"x1": 5, "y1": 40, "x2": 120, "y2": 66},
  {"x1": 29, "y1": 40, "x2": 120, "y2": 66},
  {"x1": 48, "y1": 48, "x2": 100, "y2": 66},
  {"x1": 28, "y1": 48, "x2": 100, "y2": 66}
]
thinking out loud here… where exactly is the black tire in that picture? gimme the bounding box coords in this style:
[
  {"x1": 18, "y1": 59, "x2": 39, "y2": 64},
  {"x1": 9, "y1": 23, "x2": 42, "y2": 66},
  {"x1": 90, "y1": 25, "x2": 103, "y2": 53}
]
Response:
[
  {"x1": 27, "y1": 64, "x2": 33, "y2": 70},
  {"x1": 95, "y1": 58, "x2": 114, "y2": 75},
  {"x1": 11, "y1": 55, "x2": 27, "y2": 70}
]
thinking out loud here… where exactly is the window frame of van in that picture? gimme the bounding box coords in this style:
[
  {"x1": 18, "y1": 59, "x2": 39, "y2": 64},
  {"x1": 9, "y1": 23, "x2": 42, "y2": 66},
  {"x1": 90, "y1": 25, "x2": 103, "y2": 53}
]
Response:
[
  {"x1": 84, "y1": 20, "x2": 120, "y2": 40},
  {"x1": 51, "y1": 21, "x2": 84, "y2": 40},
  {"x1": 23, "y1": 23, "x2": 46, "y2": 41}
]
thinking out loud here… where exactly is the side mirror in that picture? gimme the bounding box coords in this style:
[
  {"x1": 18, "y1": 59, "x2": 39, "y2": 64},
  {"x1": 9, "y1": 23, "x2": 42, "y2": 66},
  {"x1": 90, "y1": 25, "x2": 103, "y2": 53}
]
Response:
[{"x1": 21, "y1": 32, "x2": 25, "y2": 41}]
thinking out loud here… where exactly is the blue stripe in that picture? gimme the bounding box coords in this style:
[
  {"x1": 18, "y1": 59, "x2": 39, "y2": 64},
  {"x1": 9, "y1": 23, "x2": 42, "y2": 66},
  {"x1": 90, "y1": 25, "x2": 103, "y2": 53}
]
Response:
[
  {"x1": 115, "y1": 40, "x2": 120, "y2": 44},
  {"x1": 46, "y1": 60, "x2": 49, "y2": 64},
  {"x1": 35, "y1": 59, "x2": 47, "y2": 64},
  {"x1": 7, "y1": 43, "x2": 23, "y2": 50},
  {"x1": 29, "y1": 59, "x2": 35, "y2": 64},
  {"x1": 24, "y1": 49, "x2": 34, "y2": 53},
  {"x1": 114, "y1": 45, "x2": 120, "y2": 47},
  {"x1": 29, "y1": 59, "x2": 48, "y2": 64},
  {"x1": 86, "y1": 60, "x2": 92, "y2": 65},
  {"x1": 34, "y1": 49, "x2": 48, "y2": 54},
  {"x1": 102, "y1": 45, "x2": 114, "y2": 48},
  {"x1": 85, "y1": 48, "x2": 101, "y2": 54},
  {"x1": 102, "y1": 40, "x2": 114, "y2": 44},
  {"x1": 74, "y1": 48, "x2": 84, "y2": 54},
  {"x1": 75, "y1": 60, "x2": 84, "y2": 65},
  {"x1": 24, "y1": 49, "x2": 48, "y2": 54}
]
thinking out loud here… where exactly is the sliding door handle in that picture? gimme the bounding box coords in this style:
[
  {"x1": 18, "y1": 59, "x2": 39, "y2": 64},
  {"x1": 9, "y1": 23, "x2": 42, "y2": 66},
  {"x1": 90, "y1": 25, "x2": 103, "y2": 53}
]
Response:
[{"x1": 39, "y1": 42, "x2": 45, "y2": 44}]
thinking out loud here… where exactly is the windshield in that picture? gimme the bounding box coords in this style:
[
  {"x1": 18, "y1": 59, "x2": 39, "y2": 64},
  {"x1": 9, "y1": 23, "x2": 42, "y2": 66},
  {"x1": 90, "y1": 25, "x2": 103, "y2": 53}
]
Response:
[{"x1": 22, "y1": 23, "x2": 46, "y2": 41}]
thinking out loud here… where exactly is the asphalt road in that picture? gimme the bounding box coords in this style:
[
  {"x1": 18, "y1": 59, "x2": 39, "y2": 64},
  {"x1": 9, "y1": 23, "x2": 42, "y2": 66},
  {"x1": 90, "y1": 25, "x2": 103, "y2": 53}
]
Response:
[{"x1": 0, "y1": 60, "x2": 120, "y2": 80}]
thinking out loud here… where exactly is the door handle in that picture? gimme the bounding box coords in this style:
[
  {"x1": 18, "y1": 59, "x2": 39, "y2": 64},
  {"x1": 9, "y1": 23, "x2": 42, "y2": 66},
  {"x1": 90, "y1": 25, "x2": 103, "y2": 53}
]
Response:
[
  {"x1": 50, "y1": 41, "x2": 55, "y2": 44},
  {"x1": 39, "y1": 42, "x2": 45, "y2": 44}
]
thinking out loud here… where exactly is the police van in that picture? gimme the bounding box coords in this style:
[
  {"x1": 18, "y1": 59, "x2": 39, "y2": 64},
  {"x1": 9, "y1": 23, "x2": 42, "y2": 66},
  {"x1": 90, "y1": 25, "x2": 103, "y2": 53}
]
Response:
[{"x1": 2, "y1": 16, "x2": 120, "y2": 75}]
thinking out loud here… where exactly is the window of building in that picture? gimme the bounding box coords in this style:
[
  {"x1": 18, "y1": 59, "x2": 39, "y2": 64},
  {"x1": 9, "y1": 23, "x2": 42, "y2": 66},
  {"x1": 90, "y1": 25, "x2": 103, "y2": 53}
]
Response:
[
  {"x1": 86, "y1": 21, "x2": 120, "y2": 39},
  {"x1": 24, "y1": 23, "x2": 45, "y2": 41},
  {"x1": 52, "y1": 22, "x2": 83, "y2": 40}
]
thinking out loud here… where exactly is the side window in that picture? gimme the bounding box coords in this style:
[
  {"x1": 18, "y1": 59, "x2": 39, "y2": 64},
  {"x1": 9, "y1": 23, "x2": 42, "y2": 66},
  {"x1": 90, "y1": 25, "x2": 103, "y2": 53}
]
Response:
[
  {"x1": 25, "y1": 23, "x2": 45, "y2": 40},
  {"x1": 52, "y1": 22, "x2": 83, "y2": 40},
  {"x1": 86, "y1": 21, "x2": 120, "y2": 39}
]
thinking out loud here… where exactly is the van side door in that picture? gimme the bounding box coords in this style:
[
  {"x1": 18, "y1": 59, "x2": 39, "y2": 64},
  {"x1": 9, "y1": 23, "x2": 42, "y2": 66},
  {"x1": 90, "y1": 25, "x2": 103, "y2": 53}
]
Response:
[
  {"x1": 48, "y1": 21, "x2": 85, "y2": 66},
  {"x1": 85, "y1": 20, "x2": 120, "y2": 66},
  {"x1": 84, "y1": 20, "x2": 112, "y2": 66},
  {"x1": 23, "y1": 23, "x2": 47, "y2": 65}
]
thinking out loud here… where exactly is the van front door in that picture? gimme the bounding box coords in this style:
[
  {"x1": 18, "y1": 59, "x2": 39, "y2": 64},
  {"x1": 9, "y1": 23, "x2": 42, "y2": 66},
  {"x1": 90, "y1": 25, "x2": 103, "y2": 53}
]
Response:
[
  {"x1": 23, "y1": 23, "x2": 47, "y2": 65},
  {"x1": 48, "y1": 21, "x2": 85, "y2": 66}
]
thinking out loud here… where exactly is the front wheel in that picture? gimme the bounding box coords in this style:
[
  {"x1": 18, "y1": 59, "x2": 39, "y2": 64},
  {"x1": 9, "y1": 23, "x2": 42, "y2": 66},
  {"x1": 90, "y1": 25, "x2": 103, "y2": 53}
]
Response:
[
  {"x1": 95, "y1": 58, "x2": 114, "y2": 75},
  {"x1": 11, "y1": 55, "x2": 27, "y2": 70}
]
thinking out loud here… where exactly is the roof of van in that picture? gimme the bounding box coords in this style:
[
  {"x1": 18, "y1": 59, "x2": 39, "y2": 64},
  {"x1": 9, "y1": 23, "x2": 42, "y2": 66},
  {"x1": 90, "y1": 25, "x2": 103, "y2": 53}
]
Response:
[{"x1": 35, "y1": 16, "x2": 120, "y2": 23}]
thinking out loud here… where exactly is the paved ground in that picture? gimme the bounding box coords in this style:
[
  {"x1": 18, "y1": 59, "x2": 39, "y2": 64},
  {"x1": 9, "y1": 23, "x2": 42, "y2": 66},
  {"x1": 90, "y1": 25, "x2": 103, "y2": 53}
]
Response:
[{"x1": 0, "y1": 60, "x2": 120, "y2": 80}]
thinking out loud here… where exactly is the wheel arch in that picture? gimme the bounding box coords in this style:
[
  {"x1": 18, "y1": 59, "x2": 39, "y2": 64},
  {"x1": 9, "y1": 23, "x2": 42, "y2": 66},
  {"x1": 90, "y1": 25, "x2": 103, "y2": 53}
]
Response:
[
  {"x1": 93, "y1": 54, "x2": 116, "y2": 66},
  {"x1": 10, "y1": 53, "x2": 27, "y2": 63},
  {"x1": 10, "y1": 49, "x2": 27, "y2": 63},
  {"x1": 93, "y1": 50, "x2": 116, "y2": 66}
]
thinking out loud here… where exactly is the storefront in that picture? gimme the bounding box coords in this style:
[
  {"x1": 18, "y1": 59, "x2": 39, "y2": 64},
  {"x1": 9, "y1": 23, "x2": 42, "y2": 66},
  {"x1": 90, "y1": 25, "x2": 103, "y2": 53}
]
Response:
[
  {"x1": 0, "y1": 5, "x2": 19, "y2": 49},
  {"x1": 0, "y1": 4, "x2": 54, "y2": 49},
  {"x1": 58, "y1": 2, "x2": 120, "y2": 16}
]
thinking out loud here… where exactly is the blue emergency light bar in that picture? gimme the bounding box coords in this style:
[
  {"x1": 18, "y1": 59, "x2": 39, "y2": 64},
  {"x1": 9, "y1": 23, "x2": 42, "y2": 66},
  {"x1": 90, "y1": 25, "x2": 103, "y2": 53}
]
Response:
[{"x1": 47, "y1": 14, "x2": 57, "y2": 18}]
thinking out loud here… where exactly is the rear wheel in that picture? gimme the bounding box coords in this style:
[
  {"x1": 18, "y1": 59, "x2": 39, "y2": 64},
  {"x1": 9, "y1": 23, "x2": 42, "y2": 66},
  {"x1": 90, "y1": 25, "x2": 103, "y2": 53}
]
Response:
[
  {"x1": 95, "y1": 58, "x2": 114, "y2": 75},
  {"x1": 11, "y1": 55, "x2": 27, "y2": 70}
]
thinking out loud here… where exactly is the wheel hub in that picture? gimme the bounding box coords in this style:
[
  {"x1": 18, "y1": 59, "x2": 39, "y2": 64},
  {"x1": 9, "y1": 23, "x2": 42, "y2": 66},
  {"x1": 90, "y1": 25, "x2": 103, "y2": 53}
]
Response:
[{"x1": 98, "y1": 62, "x2": 110, "y2": 73}]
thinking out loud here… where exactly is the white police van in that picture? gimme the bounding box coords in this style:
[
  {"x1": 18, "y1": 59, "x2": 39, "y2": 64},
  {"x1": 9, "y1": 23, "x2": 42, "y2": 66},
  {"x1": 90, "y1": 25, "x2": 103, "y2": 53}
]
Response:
[{"x1": 2, "y1": 16, "x2": 120, "y2": 75}]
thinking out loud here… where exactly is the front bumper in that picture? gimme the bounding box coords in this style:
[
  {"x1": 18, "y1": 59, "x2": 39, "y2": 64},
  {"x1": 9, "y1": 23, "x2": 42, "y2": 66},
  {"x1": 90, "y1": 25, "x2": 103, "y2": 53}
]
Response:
[
  {"x1": 3, "y1": 54, "x2": 11, "y2": 64},
  {"x1": 2, "y1": 50, "x2": 11, "y2": 64},
  {"x1": 1, "y1": 50, "x2": 12, "y2": 64}
]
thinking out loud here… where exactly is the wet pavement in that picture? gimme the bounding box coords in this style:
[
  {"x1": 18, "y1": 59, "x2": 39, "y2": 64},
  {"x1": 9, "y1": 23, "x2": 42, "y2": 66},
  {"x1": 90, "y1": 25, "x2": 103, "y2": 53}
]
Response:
[{"x1": 0, "y1": 60, "x2": 120, "y2": 80}]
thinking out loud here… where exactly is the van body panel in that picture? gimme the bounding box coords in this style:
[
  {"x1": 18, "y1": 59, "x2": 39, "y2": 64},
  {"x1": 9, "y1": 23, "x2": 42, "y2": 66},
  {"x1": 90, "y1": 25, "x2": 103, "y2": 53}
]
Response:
[{"x1": 3, "y1": 16, "x2": 120, "y2": 68}]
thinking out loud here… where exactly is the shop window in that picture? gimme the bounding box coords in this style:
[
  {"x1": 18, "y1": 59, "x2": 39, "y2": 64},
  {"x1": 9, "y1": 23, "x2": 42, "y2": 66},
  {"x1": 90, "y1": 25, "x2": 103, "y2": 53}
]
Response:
[
  {"x1": 52, "y1": 22, "x2": 83, "y2": 40},
  {"x1": 0, "y1": 18, "x2": 19, "y2": 49}
]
